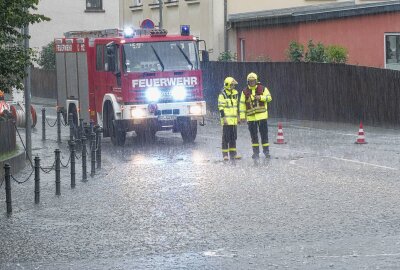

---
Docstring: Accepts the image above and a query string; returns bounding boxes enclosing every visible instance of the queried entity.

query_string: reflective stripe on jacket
[239,84,272,121]
[218,89,239,125]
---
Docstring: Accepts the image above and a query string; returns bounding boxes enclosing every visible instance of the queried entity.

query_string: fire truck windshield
[123,41,199,73]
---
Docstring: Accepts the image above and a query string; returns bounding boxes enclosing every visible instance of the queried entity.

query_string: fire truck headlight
[189,105,202,115]
[171,86,187,101]
[131,108,146,118]
[145,87,161,102]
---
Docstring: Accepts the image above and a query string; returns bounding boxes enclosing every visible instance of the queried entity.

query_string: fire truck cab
[55,27,208,146]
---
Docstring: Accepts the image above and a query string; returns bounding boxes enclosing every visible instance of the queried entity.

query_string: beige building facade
[30,0,121,54]
[120,0,225,61]
[122,0,388,61]
[30,0,392,60]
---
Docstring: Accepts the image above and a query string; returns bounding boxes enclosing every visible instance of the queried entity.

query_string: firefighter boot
[252,146,260,159]
[223,152,229,161]
[263,146,270,158]
[230,151,242,160]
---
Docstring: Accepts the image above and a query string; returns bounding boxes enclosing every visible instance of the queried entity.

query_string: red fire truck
[55,27,208,146]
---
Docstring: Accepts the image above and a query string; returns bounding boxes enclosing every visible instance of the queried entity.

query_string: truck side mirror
[197,39,209,62]
[106,46,114,57]
[201,50,209,62]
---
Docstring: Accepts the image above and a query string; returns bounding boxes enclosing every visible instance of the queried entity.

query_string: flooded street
[0,103,400,269]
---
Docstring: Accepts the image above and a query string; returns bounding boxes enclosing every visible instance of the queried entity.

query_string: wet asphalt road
[0,102,400,269]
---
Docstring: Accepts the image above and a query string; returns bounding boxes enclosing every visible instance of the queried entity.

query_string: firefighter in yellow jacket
[239,72,272,159]
[218,77,241,161]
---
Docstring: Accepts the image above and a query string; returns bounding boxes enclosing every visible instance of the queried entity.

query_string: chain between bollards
[82,136,87,182]
[90,131,96,177]
[34,156,40,204]
[41,107,46,141]
[55,149,61,195]
[4,164,12,214]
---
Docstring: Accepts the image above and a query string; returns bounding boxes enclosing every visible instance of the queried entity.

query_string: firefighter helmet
[224,77,238,89]
[247,72,258,82]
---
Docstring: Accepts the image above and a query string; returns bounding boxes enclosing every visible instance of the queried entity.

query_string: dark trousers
[222,125,237,158]
[247,119,269,154]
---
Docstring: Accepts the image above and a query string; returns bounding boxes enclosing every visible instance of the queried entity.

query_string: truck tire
[180,118,197,143]
[108,107,126,146]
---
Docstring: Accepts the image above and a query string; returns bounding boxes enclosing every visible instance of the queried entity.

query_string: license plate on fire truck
[158,115,176,121]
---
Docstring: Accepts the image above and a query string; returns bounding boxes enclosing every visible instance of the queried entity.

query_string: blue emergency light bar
[180,25,190,36]
[123,27,134,38]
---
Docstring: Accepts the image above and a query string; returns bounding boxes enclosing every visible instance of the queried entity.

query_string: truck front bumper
[120,101,206,123]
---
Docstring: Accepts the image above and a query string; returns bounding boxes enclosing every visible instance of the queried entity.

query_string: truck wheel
[180,119,197,143]
[108,107,126,146]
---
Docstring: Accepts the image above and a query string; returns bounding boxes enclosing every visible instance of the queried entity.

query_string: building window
[240,39,246,62]
[130,0,143,10]
[86,0,102,11]
[385,34,400,70]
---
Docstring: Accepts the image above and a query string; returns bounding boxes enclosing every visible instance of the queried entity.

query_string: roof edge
[229,1,400,28]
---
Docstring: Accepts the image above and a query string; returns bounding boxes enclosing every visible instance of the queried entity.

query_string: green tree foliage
[325,45,348,64]
[304,40,326,63]
[0,0,49,93]
[287,40,348,64]
[37,41,56,70]
[218,51,237,62]
[286,41,304,62]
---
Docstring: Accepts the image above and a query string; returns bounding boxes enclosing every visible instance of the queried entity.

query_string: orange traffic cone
[274,122,287,144]
[355,121,367,144]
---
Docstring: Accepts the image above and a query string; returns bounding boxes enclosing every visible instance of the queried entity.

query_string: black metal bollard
[70,140,76,188]
[34,156,40,204]
[42,107,46,141]
[79,118,84,140]
[95,125,102,169]
[4,164,12,214]
[90,120,94,134]
[57,109,61,144]
[69,113,74,142]
[81,136,87,182]
[55,149,61,195]
[90,131,96,177]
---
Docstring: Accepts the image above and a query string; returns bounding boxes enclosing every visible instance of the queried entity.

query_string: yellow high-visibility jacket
[218,88,239,125]
[239,84,272,121]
